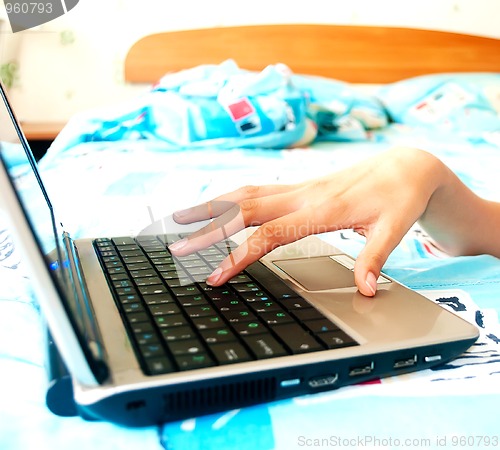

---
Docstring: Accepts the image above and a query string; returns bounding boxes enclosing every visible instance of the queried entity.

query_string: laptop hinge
[62,231,109,382]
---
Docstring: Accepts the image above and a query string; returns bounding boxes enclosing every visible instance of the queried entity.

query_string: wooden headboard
[125,24,500,84]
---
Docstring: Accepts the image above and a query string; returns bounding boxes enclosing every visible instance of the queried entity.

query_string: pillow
[378,73,500,134]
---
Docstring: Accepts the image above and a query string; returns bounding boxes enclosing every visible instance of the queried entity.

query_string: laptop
[0,82,478,426]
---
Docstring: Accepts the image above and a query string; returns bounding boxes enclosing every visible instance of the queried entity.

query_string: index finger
[206,206,328,285]
[172,184,296,224]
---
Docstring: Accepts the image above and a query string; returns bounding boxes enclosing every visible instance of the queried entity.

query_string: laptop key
[174,253,201,262]
[239,291,270,302]
[134,276,163,287]
[164,277,192,288]
[123,302,145,314]
[126,262,152,271]
[129,269,157,278]
[144,250,170,258]
[167,338,206,356]
[213,298,247,311]
[130,321,155,334]
[232,321,267,336]
[159,270,188,280]
[202,254,225,264]
[175,353,215,371]
[249,300,283,313]
[209,342,252,364]
[272,323,324,354]
[260,310,294,325]
[317,330,358,349]
[197,248,221,257]
[126,312,150,324]
[116,286,137,296]
[184,304,216,318]
[245,262,300,300]
[139,285,168,295]
[119,250,145,258]
[280,297,312,310]
[155,314,188,328]
[243,334,289,359]
[144,357,174,375]
[179,260,209,270]
[110,273,129,282]
[304,319,339,334]
[204,288,238,302]
[119,294,141,304]
[160,326,196,342]
[135,332,160,345]
[232,283,260,293]
[221,308,256,323]
[148,303,182,316]
[227,274,252,284]
[123,256,148,264]
[171,285,202,297]
[112,237,136,246]
[177,294,208,307]
[292,308,327,322]
[140,344,165,359]
[113,279,134,289]
[103,255,121,263]
[143,293,175,305]
[192,315,225,330]
[200,328,238,344]
[115,244,140,252]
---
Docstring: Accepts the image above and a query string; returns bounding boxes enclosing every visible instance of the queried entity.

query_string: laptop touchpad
[273,256,357,291]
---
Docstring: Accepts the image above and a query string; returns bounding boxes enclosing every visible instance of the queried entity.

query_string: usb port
[349,362,374,377]
[393,355,417,369]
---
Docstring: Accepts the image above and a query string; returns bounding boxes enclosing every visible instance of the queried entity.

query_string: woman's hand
[169,147,499,296]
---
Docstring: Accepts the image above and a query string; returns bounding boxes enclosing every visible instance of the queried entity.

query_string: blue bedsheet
[1,66,500,449]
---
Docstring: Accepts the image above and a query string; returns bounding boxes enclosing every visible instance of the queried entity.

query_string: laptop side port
[280,378,302,388]
[308,374,339,389]
[348,362,374,377]
[393,355,417,369]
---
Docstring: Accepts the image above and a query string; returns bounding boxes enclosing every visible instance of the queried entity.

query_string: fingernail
[206,267,223,285]
[168,238,188,252]
[365,271,377,296]
[173,208,192,220]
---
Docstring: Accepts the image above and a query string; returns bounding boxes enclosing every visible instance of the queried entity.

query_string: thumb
[353,225,402,297]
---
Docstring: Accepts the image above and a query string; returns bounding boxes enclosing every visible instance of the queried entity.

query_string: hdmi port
[394,355,417,369]
[349,362,374,377]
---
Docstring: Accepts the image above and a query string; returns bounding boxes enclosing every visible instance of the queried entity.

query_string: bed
[1,24,500,449]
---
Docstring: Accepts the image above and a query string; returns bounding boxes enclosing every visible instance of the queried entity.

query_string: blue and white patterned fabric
[378,73,500,137]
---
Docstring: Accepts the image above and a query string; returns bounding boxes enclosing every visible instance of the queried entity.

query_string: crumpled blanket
[42,60,387,166]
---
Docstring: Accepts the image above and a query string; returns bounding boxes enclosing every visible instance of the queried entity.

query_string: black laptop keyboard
[95,234,358,376]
